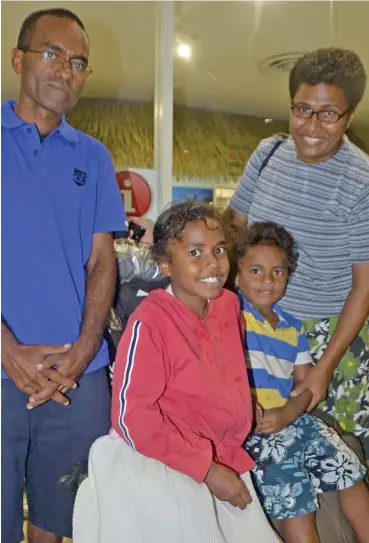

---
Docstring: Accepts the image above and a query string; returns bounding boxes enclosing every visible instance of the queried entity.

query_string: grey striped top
[230,135,369,319]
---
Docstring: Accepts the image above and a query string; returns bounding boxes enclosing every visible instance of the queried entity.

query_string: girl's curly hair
[152,202,223,261]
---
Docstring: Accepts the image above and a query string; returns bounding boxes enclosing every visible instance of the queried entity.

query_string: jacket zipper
[202,320,246,432]
[202,320,230,387]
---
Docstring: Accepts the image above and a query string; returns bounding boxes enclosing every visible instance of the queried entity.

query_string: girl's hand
[204,462,252,510]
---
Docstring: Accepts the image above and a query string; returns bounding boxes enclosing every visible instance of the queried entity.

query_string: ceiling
[2,1,369,126]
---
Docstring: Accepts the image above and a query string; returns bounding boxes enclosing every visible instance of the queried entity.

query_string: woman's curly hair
[152,202,223,261]
[289,47,367,111]
[235,221,299,276]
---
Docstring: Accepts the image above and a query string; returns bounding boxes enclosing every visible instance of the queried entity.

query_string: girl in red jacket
[73,203,280,543]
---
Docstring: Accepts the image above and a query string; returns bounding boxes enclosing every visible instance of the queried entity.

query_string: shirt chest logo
[73,168,87,186]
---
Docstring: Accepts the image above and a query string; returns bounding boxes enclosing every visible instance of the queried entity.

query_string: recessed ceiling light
[177,43,192,59]
[264,118,273,124]
[259,53,305,74]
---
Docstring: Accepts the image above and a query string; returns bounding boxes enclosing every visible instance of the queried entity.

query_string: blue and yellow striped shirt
[239,294,312,409]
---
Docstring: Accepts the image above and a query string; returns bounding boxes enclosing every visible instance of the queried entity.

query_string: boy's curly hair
[235,221,299,276]
[289,47,367,111]
[152,202,223,261]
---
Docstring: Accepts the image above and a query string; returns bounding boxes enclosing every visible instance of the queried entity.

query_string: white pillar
[154,0,174,211]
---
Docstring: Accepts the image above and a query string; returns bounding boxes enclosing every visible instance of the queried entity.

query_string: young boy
[235,221,369,543]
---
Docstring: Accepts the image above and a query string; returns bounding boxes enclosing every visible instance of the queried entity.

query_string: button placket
[24,125,41,158]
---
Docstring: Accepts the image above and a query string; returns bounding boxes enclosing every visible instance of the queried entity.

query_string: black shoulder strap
[258,133,289,177]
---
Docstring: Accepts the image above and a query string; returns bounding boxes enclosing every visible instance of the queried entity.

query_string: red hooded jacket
[111,288,254,483]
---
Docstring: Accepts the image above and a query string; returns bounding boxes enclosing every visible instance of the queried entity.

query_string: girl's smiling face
[160,218,229,317]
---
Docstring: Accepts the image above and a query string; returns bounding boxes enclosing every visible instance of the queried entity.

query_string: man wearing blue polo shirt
[1,8,127,543]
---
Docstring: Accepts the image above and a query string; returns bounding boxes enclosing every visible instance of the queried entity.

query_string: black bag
[104,239,169,362]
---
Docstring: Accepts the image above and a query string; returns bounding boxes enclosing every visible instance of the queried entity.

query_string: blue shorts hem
[267,499,318,519]
[2,531,24,543]
[28,515,72,539]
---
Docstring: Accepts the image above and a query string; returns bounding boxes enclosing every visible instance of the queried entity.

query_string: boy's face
[160,218,229,315]
[237,244,289,311]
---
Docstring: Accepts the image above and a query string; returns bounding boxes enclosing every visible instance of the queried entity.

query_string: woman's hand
[290,364,332,412]
[204,462,252,510]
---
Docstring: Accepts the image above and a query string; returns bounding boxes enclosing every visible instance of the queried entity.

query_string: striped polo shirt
[231,136,369,319]
[239,294,312,409]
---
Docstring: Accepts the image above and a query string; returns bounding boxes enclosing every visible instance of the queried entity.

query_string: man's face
[12,15,89,116]
[289,82,353,163]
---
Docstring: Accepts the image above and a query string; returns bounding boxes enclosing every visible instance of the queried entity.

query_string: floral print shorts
[245,414,366,519]
[302,317,369,460]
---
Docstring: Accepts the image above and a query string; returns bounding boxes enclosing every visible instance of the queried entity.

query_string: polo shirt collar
[238,291,290,330]
[1,99,79,142]
[272,304,290,329]
[56,114,79,142]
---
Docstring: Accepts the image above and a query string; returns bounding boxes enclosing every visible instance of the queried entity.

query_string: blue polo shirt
[1,100,127,378]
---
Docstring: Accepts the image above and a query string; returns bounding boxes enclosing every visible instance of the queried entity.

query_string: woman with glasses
[229,48,369,464]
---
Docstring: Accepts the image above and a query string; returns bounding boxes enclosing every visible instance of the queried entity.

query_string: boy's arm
[256,364,312,434]
[286,363,313,417]
[287,324,315,418]
[257,321,314,435]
